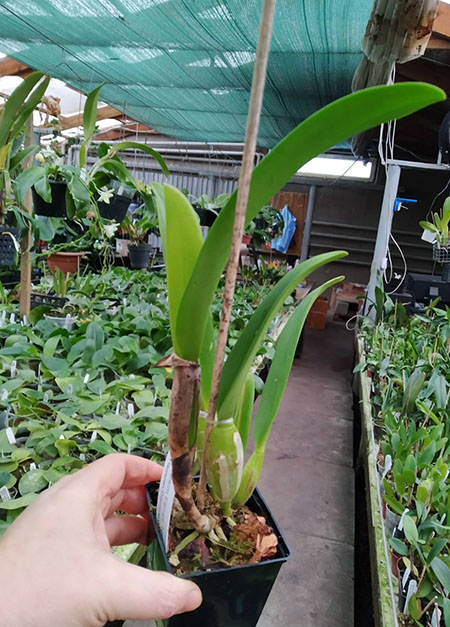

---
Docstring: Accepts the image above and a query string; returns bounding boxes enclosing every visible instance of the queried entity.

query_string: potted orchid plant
[144,80,445,627]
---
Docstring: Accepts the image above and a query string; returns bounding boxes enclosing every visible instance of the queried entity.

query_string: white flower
[35,152,45,164]
[98,187,114,204]
[104,222,120,238]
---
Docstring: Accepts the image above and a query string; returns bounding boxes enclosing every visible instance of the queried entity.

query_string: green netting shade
[0,0,372,147]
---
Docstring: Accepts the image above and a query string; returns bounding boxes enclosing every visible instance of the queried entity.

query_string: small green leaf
[389,537,409,556]
[18,469,48,495]
[403,515,419,545]
[431,557,450,593]
[0,493,37,510]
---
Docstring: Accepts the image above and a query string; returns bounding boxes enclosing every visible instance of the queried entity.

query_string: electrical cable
[386,233,408,295]
[425,177,450,220]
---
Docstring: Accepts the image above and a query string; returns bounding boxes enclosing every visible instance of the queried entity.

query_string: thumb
[101,555,202,621]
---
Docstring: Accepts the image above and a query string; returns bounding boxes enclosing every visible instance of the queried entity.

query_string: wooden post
[197,0,277,508]
[19,117,34,318]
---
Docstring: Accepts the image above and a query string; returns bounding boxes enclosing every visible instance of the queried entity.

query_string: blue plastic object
[271,205,296,253]
[394,197,417,212]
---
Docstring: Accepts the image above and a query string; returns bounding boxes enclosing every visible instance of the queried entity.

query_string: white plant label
[382,454,392,478]
[10,361,16,377]
[83,373,90,384]
[9,313,15,324]
[79,453,86,462]
[405,580,417,610]
[402,567,411,590]
[156,454,175,551]
[30,462,37,471]
[5,427,16,445]
[115,401,121,415]
[127,403,134,419]
[399,508,410,532]
[0,486,11,501]
[59,434,65,440]
[90,430,97,443]
[1,389,8,402]
[432,607,441,627]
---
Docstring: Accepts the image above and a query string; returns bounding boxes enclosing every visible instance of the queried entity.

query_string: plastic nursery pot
[0,226,19,266]
[146,483,291,627]
[193,206,218,228]
[44,313,77,331]
[384,505,401,537]
[98,193,131,223]
[32,181,67,217]
[128,244,151,269]
[47,251,86,275]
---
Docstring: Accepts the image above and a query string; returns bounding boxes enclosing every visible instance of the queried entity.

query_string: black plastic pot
[129,244,151,269]
[0,226,19,266]
[98,194,130,223]
[32,180,67,217]
[146,484,290,627]
[30,292,67,310]
[193,206,218,227]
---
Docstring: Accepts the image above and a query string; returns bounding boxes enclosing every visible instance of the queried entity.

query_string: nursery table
[355,337,398,627]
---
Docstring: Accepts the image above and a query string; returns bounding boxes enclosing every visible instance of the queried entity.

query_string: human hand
[0,453,202,626]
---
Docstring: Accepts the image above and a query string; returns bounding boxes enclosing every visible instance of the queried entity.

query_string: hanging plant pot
[128,244,151,269]
[0,226,19,266]
[146,484,290,627]
[98,194,130,224]
[47,251,86,275]
[32,180,67,217]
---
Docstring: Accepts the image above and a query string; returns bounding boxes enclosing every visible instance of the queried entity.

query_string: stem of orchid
[197,0,276,511]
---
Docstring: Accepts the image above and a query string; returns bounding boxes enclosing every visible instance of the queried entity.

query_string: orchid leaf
[218,251,347,419]
[175,82,445,361]
[153,183,204,355]
[253,277,343,452]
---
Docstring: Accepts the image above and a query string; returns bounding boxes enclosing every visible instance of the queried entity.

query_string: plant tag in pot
[156,453,175,551]
[382,454,392,479]
[404,579,417,610]
[398,508,409,532]
[5,427,15,445]
[0,486,11,501]
[422,229,436,243]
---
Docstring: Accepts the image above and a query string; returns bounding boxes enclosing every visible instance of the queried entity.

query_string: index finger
[63,454,162,495]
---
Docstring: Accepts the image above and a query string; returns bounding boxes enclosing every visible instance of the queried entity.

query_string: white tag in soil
[0,486,11,501]
[5,427,16,445]
[156,454,175,551]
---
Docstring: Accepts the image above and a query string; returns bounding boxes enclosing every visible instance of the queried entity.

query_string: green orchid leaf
[153,183,204,355]
[0,72,46,147]
[431,557,450,593]
[18,469,48,495]
[252,276,344,449]
[175,82,445,361]
[107,141,169,177]
[0,493,37,510]
[218,252,347,419]
[14,166,46,205]
[403,515,419,546]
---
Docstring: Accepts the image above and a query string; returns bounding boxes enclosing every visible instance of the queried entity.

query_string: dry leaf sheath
[156,354,211,533]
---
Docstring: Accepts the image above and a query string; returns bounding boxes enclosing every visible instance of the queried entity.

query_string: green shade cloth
[0,0,372,147]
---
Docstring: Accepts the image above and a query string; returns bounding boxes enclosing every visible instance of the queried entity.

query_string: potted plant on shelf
[142,82,444,626]
[244,204,284,250]
[191,192,230,227]
[121,204,158,269]
[420,196,450,269]
[0,72,50,265]
[14,83,169,225]
[43,267,77,330]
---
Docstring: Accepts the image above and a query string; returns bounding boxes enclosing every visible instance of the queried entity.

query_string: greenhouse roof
[0,0,416,148]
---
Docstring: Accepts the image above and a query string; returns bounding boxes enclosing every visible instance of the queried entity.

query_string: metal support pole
[364,165,401,318]
[300,185,316,262]
[19,117,34,319]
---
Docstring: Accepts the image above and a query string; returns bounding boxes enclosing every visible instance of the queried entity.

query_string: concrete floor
[124,320,355,627]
